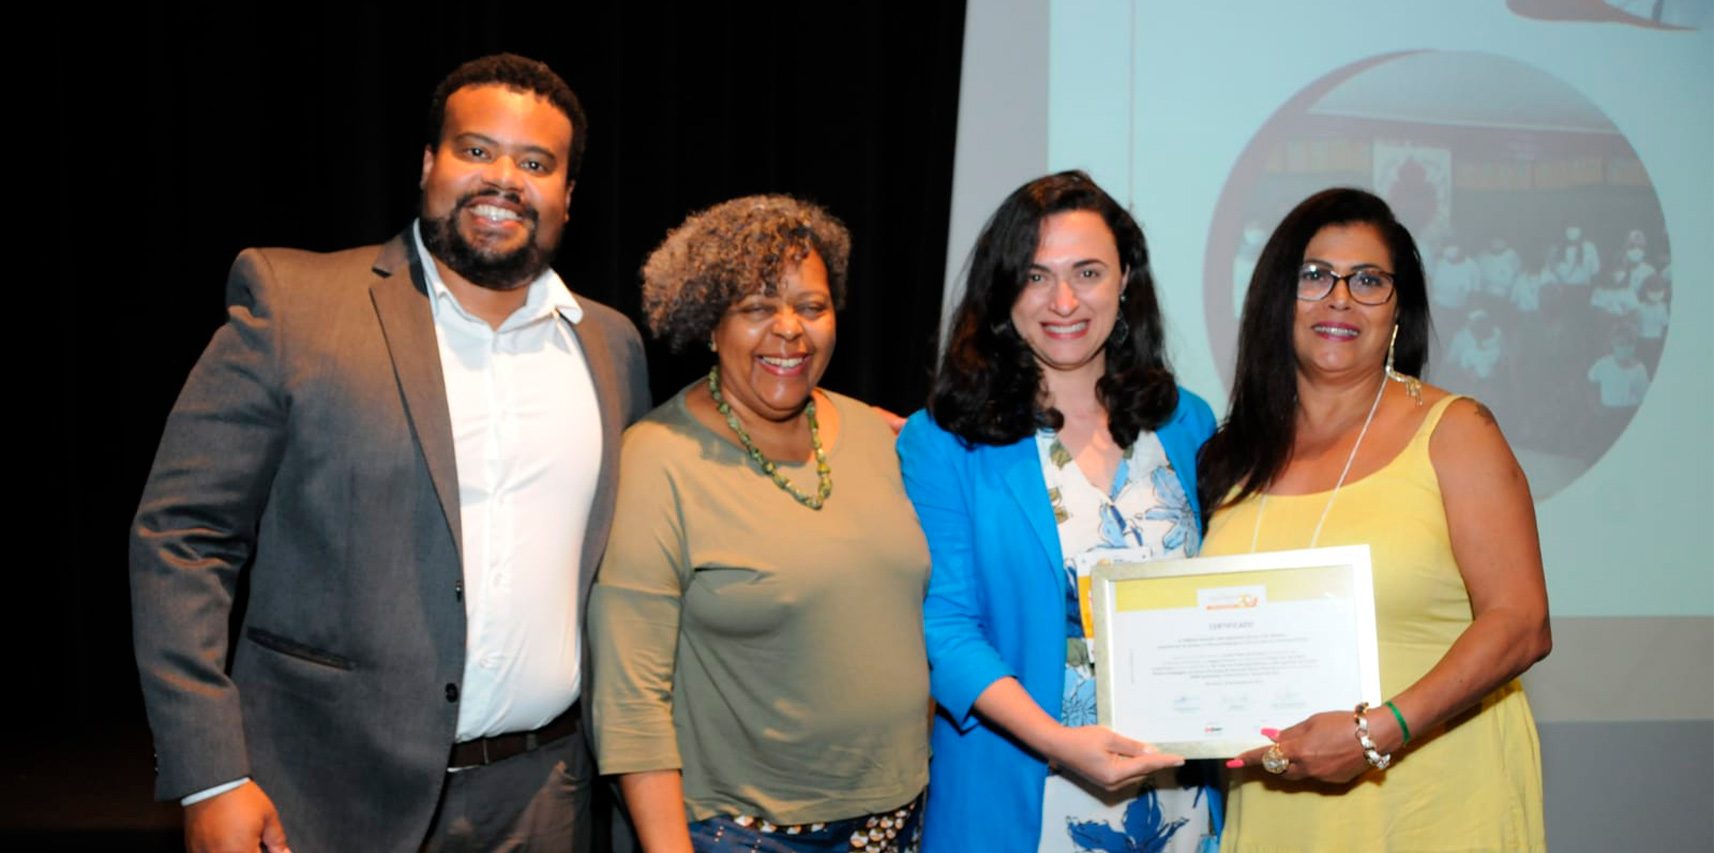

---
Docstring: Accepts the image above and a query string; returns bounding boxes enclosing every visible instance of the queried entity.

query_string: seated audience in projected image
[1554,224,1601,287]
[1203,188,1549,852]
[1476,237,1521,308]
[1636,263,1670,372]
[1429,240,1480,310]
[1419,221,1672,471]
[1586,327,1651,447]
[1509,247,1558,315]
[1591,267,1641,318]
[1617,228,1656,292]
[1497,244,1574,449]
[1441,308,1507,406]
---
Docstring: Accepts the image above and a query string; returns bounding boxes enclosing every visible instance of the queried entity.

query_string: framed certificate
[1087,545,1381,759]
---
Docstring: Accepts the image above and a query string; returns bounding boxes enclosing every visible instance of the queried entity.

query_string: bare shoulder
[1384,382,1452,435]
[1428,395,1527,487]
[1433,395,1506,443]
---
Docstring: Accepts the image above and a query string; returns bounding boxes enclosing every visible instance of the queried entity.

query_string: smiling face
[712,250,837,424]
[1010,210,1125,386]
[419,84,576,290]
[1294,222,1398,381]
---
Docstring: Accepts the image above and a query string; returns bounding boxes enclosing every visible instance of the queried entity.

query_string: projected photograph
[1204,51,1672,499]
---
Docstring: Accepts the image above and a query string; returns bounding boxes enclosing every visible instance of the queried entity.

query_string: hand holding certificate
[1086,545,1381,759]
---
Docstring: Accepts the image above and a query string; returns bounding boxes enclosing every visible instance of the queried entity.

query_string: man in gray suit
[130,54,649,852]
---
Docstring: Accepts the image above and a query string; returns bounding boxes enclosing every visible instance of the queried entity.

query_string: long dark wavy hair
[1197,187,1431,521]
[929,170,1178,447]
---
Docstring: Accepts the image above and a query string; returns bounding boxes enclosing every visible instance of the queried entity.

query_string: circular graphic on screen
[1204,51,1671,500]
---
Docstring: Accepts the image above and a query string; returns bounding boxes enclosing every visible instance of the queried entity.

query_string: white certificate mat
[1089,545,1381,759]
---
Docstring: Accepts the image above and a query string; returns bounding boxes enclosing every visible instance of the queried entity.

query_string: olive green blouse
[588,387,930,824]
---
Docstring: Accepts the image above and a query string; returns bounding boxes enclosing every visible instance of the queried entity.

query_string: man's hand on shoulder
[185,781,291,853]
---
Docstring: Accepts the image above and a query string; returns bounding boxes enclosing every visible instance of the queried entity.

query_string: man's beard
[420,190,556,290]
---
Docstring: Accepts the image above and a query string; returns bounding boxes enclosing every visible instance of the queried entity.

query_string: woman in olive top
[589,195,930,853]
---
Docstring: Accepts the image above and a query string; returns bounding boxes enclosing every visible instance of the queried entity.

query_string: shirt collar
[412,219,583,328]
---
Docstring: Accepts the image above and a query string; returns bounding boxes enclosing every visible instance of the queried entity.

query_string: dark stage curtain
[47,1,963,746]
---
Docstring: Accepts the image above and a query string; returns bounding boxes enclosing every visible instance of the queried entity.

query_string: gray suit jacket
[130,230,650,852]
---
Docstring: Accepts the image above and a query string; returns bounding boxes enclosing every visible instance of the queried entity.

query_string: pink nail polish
[1225,758,1244,768]
[1260,727,1280,739]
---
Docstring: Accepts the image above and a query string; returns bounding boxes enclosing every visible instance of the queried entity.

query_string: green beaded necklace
[707,365,832,510]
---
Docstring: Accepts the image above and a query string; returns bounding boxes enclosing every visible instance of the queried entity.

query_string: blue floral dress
[1034,430,1213,853]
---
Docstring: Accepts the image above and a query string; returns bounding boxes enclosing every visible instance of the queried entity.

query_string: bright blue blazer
[897,389,1216,852]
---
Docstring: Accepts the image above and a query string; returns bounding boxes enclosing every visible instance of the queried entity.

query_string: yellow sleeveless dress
[1203,395,1546,852]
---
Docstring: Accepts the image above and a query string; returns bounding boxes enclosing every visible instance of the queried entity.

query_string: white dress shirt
[413,223,603,741]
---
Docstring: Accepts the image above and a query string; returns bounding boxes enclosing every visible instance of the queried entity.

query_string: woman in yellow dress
[1200,188,1551,852]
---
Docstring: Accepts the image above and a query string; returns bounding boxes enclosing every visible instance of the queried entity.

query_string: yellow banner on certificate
[1113,564,1354,611]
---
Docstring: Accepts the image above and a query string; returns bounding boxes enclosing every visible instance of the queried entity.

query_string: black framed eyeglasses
[1296,263,1396,305]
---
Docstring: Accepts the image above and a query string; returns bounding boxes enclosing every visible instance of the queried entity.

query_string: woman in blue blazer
[898,172,1217,853]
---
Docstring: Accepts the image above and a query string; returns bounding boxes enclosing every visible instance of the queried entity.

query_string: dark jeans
[687,793,922,853]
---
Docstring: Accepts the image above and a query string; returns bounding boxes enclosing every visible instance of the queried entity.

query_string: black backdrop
[32,2,963,825]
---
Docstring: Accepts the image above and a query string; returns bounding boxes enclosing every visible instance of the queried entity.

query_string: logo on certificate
[1198,585,1265,611]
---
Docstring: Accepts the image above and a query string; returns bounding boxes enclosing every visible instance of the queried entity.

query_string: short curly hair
[642,195,851,352]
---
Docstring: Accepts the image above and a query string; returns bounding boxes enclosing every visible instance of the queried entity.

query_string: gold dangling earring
[1385,324,1423,405]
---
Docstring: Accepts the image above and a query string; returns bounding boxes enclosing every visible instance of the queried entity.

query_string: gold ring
[1262,743,1290,774]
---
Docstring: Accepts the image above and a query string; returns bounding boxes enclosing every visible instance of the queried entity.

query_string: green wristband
[1386,700,1412,744]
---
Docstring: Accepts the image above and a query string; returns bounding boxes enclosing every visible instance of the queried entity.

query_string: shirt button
[445,683,460,703]
[481,655,501,670]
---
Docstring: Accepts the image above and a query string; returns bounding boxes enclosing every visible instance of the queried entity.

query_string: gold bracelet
[1353,702,1392,770]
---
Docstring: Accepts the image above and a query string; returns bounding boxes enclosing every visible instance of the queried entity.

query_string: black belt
[448,701,580,769]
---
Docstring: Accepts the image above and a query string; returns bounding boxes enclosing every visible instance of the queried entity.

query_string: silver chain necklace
[1249,377,1387,553]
